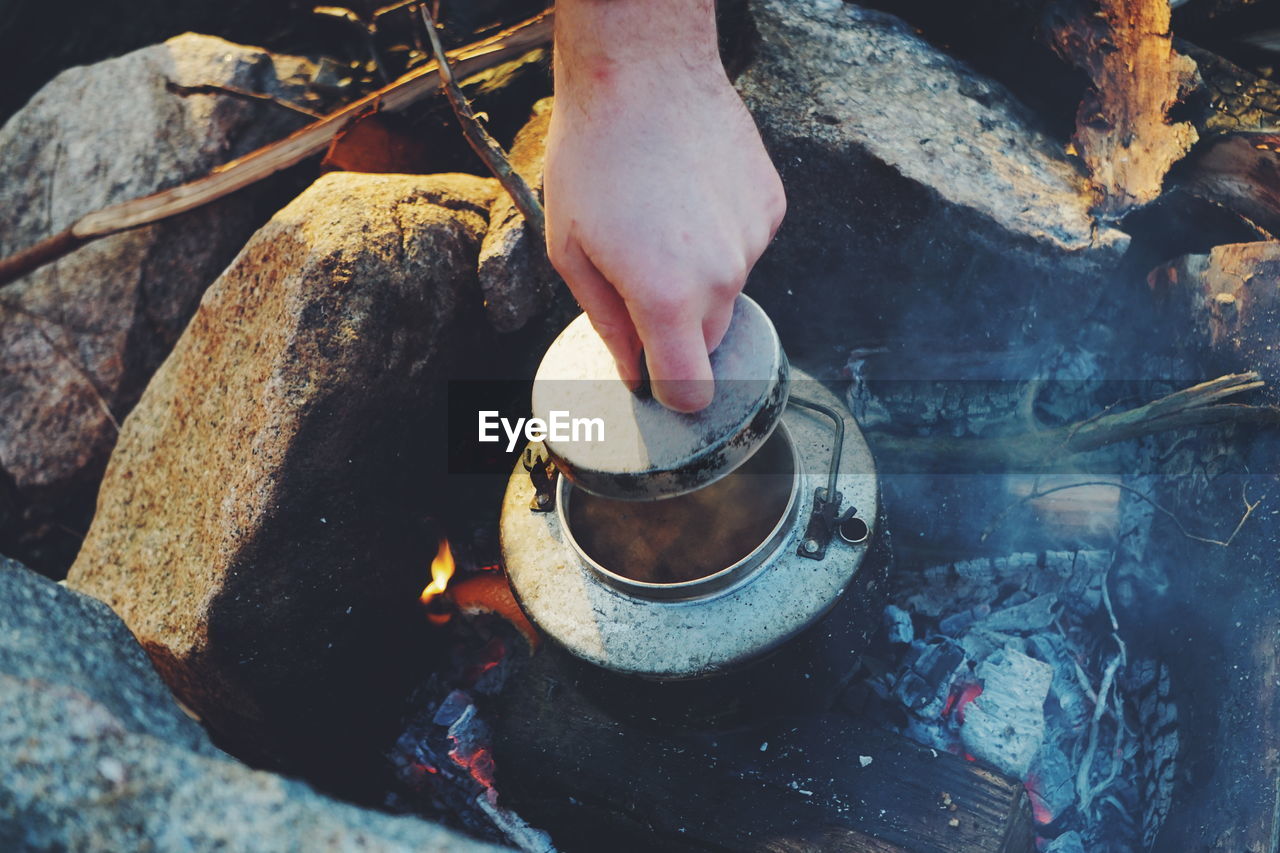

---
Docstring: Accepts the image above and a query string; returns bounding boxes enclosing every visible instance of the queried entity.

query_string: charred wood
[1169,131,1280,236]
[1180,43,1280,136]
[1138,437,1280,850]
[1046,0,1199,218]
[1117,190,1273,283]
[1149,241,1280,397]
[490,645,1036,853]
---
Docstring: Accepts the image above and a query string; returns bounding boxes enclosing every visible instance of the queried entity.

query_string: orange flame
[419,537,456,605]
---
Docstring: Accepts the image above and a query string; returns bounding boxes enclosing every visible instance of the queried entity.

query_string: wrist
[554,0,724,99]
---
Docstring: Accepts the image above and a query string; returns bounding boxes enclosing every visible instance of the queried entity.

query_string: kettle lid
[531,294,789,500]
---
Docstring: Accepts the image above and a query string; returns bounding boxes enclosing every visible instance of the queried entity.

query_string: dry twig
[0,11,553,287]
[164,81,324,119]
[981,479,1260,547]
[419,5,546,242]
[1075,641,1125,815]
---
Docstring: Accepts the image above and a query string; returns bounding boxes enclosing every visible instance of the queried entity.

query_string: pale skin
[544,0,787,412]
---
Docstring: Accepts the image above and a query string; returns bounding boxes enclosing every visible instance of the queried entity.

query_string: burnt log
[1124,239,1280,848]
[1111,41,1280,257]
[1167,132,1280,238]
[1115,41,1280,261]
[1180,43,1280,137]
[489,644,1036,853]
[1149,241,1280,397]
[1134,442,1280,850]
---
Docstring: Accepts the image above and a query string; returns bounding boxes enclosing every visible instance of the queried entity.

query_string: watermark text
[478,410,605,452]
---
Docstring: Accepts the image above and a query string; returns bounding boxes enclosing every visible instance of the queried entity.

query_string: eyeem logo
[478,411,605,453]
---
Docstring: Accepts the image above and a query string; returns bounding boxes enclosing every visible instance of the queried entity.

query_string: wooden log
[489,645,1035,853]
[1179,43,1280,137]
[1149,242,1280,397]
[1172,132,1280,237]
[0,11,553,288]
[1119,241,1280,847]
[865,373,1280,476]
[1140,43,1280,239]
[1047,0,1199,218]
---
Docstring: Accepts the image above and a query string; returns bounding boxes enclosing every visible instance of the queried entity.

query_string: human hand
[545,0,786,412]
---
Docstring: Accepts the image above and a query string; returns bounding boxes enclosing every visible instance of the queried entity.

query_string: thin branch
[981,479,1261,547]
[165,80,325,120]
[0,11,553,288]
[419,4,546,243]
[0,299,121,432]
[1076,647,1123,814]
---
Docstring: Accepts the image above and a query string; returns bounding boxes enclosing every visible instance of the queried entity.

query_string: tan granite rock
[66,171,497,771]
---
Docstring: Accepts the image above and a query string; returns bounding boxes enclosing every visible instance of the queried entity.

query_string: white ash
[883,604,914,644]
[475,797,556,853]
[977,593,1059,633]
[875,482,1178,853]
[1030,741,1077,820]
[961,649,1052,778]
[1046,830,1086,853]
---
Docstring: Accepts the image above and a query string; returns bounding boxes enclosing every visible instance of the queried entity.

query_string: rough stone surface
[0,556,217,758]
[0,559,500,853]
[0,34,317,570]
[66,171,497,770]
[735,0,1130,364]
[477,97,575,333]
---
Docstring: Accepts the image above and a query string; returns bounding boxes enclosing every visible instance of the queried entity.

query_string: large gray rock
[735,0,1130,364]
[0,34,318,570]
[66,171,497,773]
[0,556,218,758]
[0,559,500,852]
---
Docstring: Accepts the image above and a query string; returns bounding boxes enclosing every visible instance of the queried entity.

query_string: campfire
[2,0,1280,852]
[420,537,456,624]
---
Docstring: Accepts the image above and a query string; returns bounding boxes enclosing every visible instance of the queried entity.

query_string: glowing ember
[1024,773,1054,825]
[954,683,983,724]
[449,572,541,651]
[420,537,456,605]
[943,682,984,724]
[449,744,496,789]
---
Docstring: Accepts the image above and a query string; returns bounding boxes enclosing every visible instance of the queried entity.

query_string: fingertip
[649,349,715,412]
[653,379,716,413]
